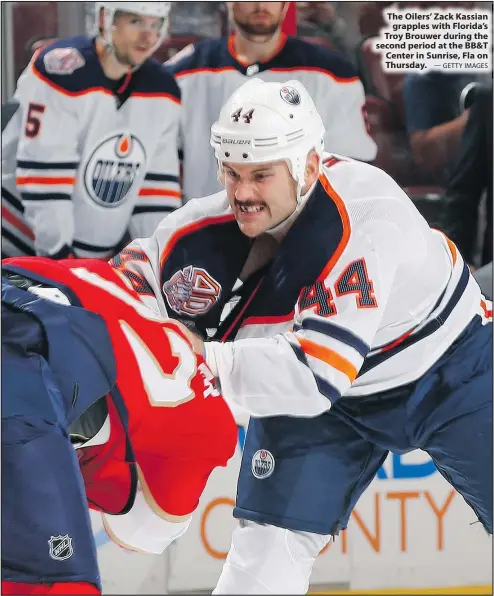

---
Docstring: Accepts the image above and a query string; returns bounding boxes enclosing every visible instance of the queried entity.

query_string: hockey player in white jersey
[111,78,492,594]
[164,1,377,202]
[2,1,181,260]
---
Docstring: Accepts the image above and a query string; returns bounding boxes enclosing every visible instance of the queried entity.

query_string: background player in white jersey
[2,1,181,260]
[110,78,492,594]
[165,1,376,201]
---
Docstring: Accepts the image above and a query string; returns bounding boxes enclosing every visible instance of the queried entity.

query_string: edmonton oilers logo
[84,133,146,207]
[280,86,301,106]
[251,449,275,479]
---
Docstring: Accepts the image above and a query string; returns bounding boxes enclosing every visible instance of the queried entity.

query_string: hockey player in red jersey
[2,256,237,594]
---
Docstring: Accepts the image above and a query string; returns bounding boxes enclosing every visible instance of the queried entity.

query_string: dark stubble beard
[234,19,280,43]
[113,47,139,68]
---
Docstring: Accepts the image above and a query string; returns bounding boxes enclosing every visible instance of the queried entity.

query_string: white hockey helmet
[96,2,171,54]
[210,78,325,201]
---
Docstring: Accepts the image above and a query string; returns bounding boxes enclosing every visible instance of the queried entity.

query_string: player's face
[223,160,298,237]
[230,2,286,40]
[111,12,163,67]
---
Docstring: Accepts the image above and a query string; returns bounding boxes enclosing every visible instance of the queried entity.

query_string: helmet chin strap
[296,181,304,206]
[266,179,316,236]
[266,149,321,236]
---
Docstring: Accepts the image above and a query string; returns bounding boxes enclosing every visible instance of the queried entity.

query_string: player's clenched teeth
[235,200,266,213]
[239,205,264,213]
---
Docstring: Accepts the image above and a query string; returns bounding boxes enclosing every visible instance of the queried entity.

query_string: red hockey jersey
[3,257,237,521]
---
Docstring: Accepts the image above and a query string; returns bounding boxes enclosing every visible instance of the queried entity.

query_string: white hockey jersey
[165,34,377,202]
[2,36,182,259]
[110,154,491,418]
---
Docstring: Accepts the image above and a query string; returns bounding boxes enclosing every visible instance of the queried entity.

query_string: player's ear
[304,150,320,187]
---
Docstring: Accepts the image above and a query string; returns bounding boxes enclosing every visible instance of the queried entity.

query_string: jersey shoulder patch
[32,36,99,94]
[43,47,85,75]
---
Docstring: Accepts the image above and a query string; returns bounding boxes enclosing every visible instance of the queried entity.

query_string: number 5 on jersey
[25,102,45,138]
[299,258,378,316]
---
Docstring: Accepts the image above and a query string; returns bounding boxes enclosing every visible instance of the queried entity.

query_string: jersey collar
[227,32,288,71]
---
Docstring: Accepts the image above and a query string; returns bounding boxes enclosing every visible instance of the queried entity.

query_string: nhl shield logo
[48,534,74,561]
[251,449,275,479]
